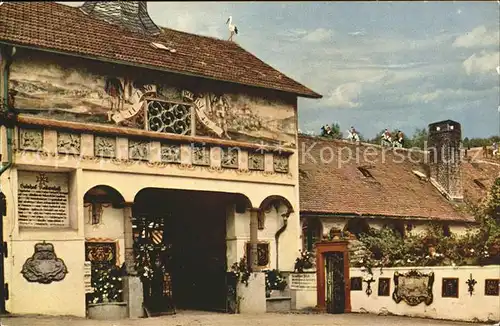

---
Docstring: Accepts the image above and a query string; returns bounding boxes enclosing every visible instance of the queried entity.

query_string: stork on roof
[226,16,238,41]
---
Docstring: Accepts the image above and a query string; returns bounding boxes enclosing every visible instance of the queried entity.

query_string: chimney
[427,119,463,202]
[80,1,161,36]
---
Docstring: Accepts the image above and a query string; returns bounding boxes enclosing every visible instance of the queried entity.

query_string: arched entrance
[83,186,126,313]
[132,188,251,315]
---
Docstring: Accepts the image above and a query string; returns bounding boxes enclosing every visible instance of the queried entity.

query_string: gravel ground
[0,311,492,326]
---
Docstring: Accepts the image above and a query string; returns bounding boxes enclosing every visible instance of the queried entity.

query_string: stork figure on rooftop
[226,16,238,41]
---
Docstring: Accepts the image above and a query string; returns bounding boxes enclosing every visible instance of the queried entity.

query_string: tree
[409,128,428,149]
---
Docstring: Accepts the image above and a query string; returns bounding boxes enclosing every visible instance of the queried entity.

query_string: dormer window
[358,166,373,178]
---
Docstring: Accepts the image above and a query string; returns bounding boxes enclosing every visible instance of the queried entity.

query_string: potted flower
[86,263,127,320]
[264,269,288,298]
[294,250,315,272]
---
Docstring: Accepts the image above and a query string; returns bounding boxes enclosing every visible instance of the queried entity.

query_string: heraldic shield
[21,242,68,284]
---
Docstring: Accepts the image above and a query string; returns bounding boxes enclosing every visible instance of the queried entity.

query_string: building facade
[298,121,497,249]
[0,1,320,317]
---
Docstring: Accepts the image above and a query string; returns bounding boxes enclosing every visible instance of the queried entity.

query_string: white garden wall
[350,266,499,322]
[291,266,500,322]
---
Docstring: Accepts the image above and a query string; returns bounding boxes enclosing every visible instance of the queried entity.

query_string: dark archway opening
[344,218,370,238]
[132,189,249,314]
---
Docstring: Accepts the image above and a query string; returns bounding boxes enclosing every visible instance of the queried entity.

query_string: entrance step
[266,296,292,312]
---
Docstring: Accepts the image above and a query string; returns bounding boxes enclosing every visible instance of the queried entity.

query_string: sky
[60,1,500,139]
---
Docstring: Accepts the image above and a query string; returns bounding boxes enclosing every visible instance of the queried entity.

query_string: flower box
[87,302,127,320]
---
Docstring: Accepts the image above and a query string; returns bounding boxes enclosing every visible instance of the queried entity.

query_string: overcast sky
[60,2,499,138]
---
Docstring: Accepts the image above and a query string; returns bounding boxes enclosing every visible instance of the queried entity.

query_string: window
[357,166,373,178]
[345,219,370,239]
[302,218,322,252]
[442,224,451,237]
[473,179,486,190]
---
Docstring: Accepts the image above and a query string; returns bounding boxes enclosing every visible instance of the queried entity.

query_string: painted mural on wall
[9,49,297,147]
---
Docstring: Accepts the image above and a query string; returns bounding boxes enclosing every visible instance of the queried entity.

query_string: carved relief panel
[378,278,391,296]
[57,132,81,155]
[19,128,43,151]
[351,277,362,291]
[485,279,499,296]
[85,241,118,266]
[221,147,239,169]
[192,145,210,166]
[442,278,459,298]
[273,154,289,173]
[129,139,149,161]
[245,242,270,267]
[248,152,265,171]
[94,136,116,158]
[161,143,181,163]
[392,270,434,306]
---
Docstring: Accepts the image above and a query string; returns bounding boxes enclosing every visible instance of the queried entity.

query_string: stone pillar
[249,208,259,271]
[122,203,143,318]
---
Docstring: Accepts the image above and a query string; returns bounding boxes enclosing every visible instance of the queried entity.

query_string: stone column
[249,208,259,271]
[122,202,143,318]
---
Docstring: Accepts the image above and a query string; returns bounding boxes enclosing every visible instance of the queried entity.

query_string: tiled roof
[0,2,321,99]
[298,135,480,222]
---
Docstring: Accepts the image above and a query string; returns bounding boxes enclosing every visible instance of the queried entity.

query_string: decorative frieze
[248,152,265,171]
[192,144,210,166]
[161,144,181,163]
[57,132,81,155]
[129,139,150,161]
[19,128,43,151]
[273,154,289,173]
[221,147,239,169]
[94,136,116,158]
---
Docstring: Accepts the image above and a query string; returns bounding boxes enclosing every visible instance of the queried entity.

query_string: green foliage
[354,179,500,273]
[264,269,287,292]
[462,136,500,148]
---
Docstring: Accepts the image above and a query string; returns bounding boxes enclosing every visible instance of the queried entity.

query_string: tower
[80,1,161,36]
[427,119,463,201]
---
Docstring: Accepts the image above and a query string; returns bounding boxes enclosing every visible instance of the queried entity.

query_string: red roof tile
[0,2,321,99]
[298,135,479,222]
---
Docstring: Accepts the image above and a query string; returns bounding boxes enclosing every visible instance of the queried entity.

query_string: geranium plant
[264,269,287,294]
[294,249,315,272]
[230,257,251,287]
[87,263,126,304]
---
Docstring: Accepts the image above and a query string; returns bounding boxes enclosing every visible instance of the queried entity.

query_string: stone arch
[83,185,126,226]
[132,187,254,217]
[258,195,294,230]
[259,195,293,215]
[84,185,126,208]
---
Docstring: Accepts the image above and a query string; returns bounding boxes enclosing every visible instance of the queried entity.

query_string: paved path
[0,311,492,326]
